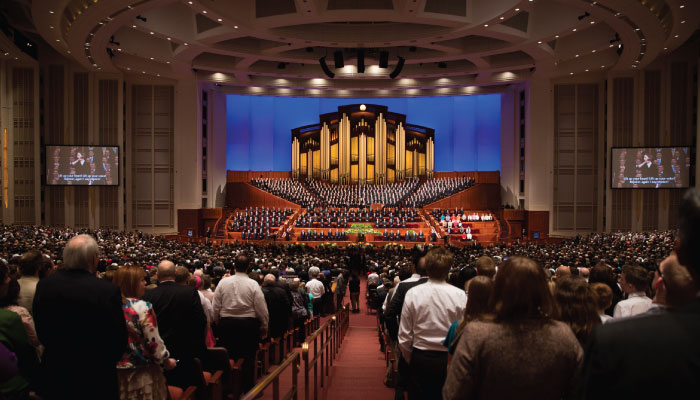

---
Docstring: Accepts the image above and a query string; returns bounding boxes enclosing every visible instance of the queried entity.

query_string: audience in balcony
[251,178,317,208]
[405,177,474,207]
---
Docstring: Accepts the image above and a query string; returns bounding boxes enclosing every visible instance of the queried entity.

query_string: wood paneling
[225,182,302,209]
[226,171,292,182]
[423,183,501,210]
[527,211,550,240]
[432,171,500,184]
[177,209,200,236]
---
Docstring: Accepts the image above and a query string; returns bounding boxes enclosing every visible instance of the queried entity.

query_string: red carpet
[254,276,393,400]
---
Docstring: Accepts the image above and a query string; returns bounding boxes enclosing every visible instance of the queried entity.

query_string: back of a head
[157,260,176,281]
[678,187,700,281]
[415,257,427,276]
[622,264,649,292]
[63,234,99,271]
[590,282,613,311]
[554,276,600,343]
[235,253,250,273]
[465,275,494,321]
[309,266,320,278]
[263,274,276,287]
[113,265,145,298]
[20,250,43,276]
[589,262,614,285]
[398,263,413,281]
[660,256,696,308]
[174,266,190,284]
[424,247,453,281]
[491,256,558,323]
[475,256,496,278]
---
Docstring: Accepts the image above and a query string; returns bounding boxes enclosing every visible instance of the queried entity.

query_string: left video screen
[45,145,119,186]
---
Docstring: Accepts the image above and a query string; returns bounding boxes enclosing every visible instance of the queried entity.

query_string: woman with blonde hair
[113,266,176,400]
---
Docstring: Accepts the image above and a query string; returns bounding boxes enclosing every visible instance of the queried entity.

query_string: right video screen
[611,147,691,188]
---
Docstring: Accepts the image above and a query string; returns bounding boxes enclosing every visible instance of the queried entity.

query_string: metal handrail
[241,351,300,400]
[302,304,350,400]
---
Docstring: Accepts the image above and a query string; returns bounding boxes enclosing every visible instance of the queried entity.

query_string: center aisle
[323,276,394,400]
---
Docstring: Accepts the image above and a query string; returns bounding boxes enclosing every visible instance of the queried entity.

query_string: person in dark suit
[579,187,700,399]
[142,260,208,389]
[33,234,128,400]
[262,274,291,341]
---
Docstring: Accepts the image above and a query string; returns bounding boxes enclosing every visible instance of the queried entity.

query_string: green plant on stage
[345,223,381,235]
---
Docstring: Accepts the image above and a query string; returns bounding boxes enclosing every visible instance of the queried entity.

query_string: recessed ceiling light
[150,32,154,35]
[142,71,146,74]
[555,35,559,38]
[537,41,542,44]
[635,28,640,31]
[184,42,188,45]
[98,22,104,25]
[202,10,207,14]
[93,64,97,67]
[484,24,488,27]
[217,18,222,22]
[132,25,137,28]
[515,8,520,11]
[49,10,54,14]
[575,54,579,57]
[592,50,596,53]
[117,48,122,51]
[166,61,170,64]
[67,50,71,54]
[664,47,668,50]
[635,60,640,63]
[679,5,685,8]
[55,39,60,42]
[632,65,637,68]
[681,20,686,24]
[150,57,154,60]
[500,16,504,20]
[572,28,577,32]
[234,25,238,29]
[585,69,589,72]
[128,5,132,9]
[675,34,679,38]
[188,1,193,4]
[49,25,54,29]
[640,52,644,55]
[167,37,171,40]
[127,67,130,70]
[609,44,614,47]
[601,65,605,68]
[590,21,595,24]
[569,72,574,75]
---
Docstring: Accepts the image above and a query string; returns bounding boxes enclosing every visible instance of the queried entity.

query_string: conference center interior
[0,0,699,399]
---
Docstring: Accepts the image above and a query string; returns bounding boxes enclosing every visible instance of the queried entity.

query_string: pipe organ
[291,104,435,184]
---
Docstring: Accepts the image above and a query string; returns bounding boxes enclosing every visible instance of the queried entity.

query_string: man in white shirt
[213,253,269,392]
[399,248,467,400]
[613,264,652,318]
[305,266,325,316]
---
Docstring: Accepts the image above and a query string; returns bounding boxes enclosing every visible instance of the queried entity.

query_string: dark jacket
[33,269,127,400]
[262,285,292,339]
[384,277,428,340]
[142,281,207,388]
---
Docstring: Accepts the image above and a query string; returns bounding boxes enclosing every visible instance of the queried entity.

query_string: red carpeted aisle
[321,276,394,400]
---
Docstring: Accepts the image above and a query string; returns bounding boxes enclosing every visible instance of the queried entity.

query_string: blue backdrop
[226,94,501,172]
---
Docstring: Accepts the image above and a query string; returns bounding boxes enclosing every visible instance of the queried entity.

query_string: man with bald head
[33,234,127,399]
[143,260,207,390]
[554,265,571,281]
[262,274,291,341]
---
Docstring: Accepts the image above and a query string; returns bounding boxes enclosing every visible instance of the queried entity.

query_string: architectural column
[307,148,313,178]
[339,114,350,184]
[374,113,386,183]
[321,123,330,179]
[291,137,299,178]
[359,133,366,184]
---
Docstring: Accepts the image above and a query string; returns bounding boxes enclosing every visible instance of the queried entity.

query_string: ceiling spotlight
[569,72,573,75]
[49,25,54,29]
[635,28,640,31]
[592,49,596,53]
[578,12,590,21]
[575,54,579,57]
[184,42,188,45]
[202,10,207,14]
[166,61,170,64]
[515,8,520,12]
[590,21,595,24]
[617,44,624,55]
[150,32,154,35]
[360,104,366,111]
[679,5,684,8]
[675,34,679,38]
[681,20,686,24]
[500,16,504,20]
[234,25,238,29]
[188,1,193,4]
[49,10,54,14]
[132,25,137,28]
[484,24,489,27]
[572,28,577,32]
[585,69,589,72]
[217,18,222,22]
[167,37,171,40]
[150,57,154,60]
[537,41,542,44]
[555,35,559,38]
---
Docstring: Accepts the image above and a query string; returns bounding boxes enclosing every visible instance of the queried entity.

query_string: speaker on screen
[319,57,335,78]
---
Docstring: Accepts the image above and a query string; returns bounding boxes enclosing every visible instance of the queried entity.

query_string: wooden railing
[241,351,299,400]
[302,304,350,400]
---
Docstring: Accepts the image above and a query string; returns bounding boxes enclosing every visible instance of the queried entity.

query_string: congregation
[0,188,697,399]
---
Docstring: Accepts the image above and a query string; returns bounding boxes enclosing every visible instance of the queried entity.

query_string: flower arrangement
[345,223,381,235]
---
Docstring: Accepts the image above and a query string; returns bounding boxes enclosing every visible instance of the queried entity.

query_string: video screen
[612,147,690,188]
[46,145,119,186]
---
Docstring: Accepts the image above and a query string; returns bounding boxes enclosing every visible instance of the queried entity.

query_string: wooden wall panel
[527,211,550,239]
[177,209,200,236]
[225,182,302,209]
[226,171,292,182]
[423,183,501,210]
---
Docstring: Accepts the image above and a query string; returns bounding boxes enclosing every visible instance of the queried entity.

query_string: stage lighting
[379,51,389,68]
[334,50,344,68]
[319,57,335,78]
[357,49,365,73]
[389,56,405,79]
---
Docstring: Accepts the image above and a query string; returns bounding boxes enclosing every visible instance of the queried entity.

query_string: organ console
[291,104,435,184]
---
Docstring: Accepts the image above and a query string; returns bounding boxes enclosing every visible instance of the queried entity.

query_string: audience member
[648,253,695,311]
[399,248,467,400]
[17,250,42,314]
[589,283,613,323]
[443,256,583,400]
[612,264,652,318]
[33,234,128,399]
[113,265,176,400]
[142,260,207,390]
[554,275,600,345]
[443,275,493,354]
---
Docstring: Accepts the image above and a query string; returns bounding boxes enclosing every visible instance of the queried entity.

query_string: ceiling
[8,0,700,96]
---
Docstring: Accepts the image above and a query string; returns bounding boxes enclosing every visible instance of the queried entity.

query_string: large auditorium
[0,1,698,399]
